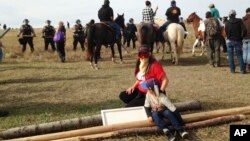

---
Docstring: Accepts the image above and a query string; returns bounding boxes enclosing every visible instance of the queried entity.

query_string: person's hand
[147,117,153,124]
[126,86,135,95]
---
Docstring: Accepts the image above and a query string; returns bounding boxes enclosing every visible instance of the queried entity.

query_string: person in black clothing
[225,10,247,74]
[3,24,7,30]
[125,18,137,48]
[17,19,36,53]
[98,0,121,40]
[73,19,85,51]
[55,21,66,63]
[158,0,181,41]
[42,20,56,51]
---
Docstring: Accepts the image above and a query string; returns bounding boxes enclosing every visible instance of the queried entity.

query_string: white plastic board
[101,106,148,126]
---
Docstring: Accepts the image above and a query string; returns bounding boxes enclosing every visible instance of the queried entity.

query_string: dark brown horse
[186,12,205,56]
[138,23,157,54]
[87,14,125,69]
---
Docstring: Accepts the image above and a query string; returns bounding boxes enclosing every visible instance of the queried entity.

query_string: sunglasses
[138,53,150,58]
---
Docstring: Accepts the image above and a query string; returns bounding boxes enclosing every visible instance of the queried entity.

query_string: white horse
[155,19,185,65]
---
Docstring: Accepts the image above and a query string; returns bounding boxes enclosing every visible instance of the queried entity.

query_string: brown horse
[186,12,205,56]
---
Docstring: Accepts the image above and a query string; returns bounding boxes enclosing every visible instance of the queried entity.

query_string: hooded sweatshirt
[225,17,247,41]
[243,14,250,39]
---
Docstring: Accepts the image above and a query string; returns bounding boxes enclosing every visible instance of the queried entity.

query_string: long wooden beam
[1,100,201,139]
[6,106,250,141]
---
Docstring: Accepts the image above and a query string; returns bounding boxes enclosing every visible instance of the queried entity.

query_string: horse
[186,12,205,56]
[154,19,185,65]
[87,14,125,70]
[138,23,157,53]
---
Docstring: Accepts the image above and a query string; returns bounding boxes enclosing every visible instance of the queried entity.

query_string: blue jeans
[152,110,183,130]
[226,40,245,73]
[158,21,171,41]
[243,39,250,64]
[0,48,3,63]
[109,22,121,40]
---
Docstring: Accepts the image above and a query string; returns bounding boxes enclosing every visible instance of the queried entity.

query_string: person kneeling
[143,78,188,141]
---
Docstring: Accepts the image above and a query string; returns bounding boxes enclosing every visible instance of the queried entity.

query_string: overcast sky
[0,0,249,28]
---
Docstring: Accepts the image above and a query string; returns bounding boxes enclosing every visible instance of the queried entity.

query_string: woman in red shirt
[119,44,169,107]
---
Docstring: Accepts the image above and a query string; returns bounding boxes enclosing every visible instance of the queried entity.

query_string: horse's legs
[93,45,101,70]
[117,41,123,64]
[171,42,178,65]
[110,44,116,63]
[161,42,165,60]
[192,39,199,56]
[200,40,205,56]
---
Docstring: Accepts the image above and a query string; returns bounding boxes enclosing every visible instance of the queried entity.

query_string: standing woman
[119,45,168,107]
[55,21,66,62]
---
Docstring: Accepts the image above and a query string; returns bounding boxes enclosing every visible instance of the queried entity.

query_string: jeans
[226,40,245,72]
[109,22,121,40]
[152,110,183,130]
[158,21,171,41]
[243,39,250,64]
[0,48,3,63]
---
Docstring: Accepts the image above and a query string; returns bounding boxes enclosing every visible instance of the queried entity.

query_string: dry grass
[0,25,249,141]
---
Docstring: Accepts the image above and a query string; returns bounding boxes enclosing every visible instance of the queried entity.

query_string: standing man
[243,7,250,71]
[208,4,220,20]
[17,19,36,53]
[225,10,247,74]
[42,20,56,52]
[158,0,181,41]
[126,18,137,48]
[204,11,221,67]
[98,0,121,40]
[73,19,85,51]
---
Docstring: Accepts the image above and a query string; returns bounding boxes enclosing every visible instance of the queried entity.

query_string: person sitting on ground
[143,78,188,141]
[119,45,168,107]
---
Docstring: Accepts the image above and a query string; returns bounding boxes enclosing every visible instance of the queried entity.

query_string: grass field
[0,25,249,141]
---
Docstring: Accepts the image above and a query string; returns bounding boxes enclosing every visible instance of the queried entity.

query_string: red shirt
[136,61,166,93]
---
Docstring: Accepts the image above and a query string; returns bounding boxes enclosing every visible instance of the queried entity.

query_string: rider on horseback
[98,0,121,40]
[158,0,186,41]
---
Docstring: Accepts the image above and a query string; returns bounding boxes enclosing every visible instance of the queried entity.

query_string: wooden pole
[0,28,11,39]
[7,106,250,141]
[0,100,201,139]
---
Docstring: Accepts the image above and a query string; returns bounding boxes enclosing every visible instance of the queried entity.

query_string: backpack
[205,18,220,37]
[53,31,64,42]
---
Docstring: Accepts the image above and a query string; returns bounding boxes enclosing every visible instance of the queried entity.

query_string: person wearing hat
[158,0,182,41]
[204,11,221,68]
[125,18,137,48]
[243,7,250,72]
[73,19,85,51]
[17,19,36,53]
[42,20,56,51]
[119,45,168,107]
[143,78,188,141]
[225,10,247,74]
[208,3,220,20]
[98,0,121,40]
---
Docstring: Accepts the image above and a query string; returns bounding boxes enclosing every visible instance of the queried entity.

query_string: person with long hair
[119,45,168,107]
[54,21,66,62]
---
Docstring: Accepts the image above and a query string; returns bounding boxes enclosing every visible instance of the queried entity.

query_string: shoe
[240,70,246,74]
[0,111,9,117]
[178,129,189,139]
[165,131,176,141]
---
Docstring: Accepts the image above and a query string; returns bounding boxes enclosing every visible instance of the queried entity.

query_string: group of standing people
[203,4,250,74]
[16,18,91,63]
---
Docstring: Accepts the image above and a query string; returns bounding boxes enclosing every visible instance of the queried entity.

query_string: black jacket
[225,18,247,41]
[165,6,181,23]
[98,5,113,22]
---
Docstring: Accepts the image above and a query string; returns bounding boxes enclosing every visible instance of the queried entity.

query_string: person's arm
[17,26,23,37]
[31,26,36,37]
[160,75,169,92]
[241,20,247,38]
[126,80,139,94]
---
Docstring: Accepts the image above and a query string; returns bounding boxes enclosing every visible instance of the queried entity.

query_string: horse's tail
[140,25,148,45]
[87,25,95,57]
[177,26,184,54]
